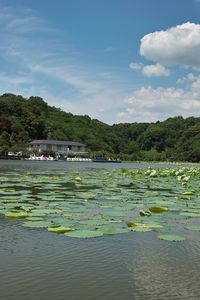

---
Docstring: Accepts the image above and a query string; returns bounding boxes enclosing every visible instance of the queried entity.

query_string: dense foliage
[0,93,200,161]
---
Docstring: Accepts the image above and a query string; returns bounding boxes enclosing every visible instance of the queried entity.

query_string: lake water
[1,160,200,300]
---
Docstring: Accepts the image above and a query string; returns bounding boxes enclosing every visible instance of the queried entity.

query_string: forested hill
[1,93,200,161]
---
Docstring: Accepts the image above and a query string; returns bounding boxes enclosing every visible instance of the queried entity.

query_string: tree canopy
[0,93,200,161]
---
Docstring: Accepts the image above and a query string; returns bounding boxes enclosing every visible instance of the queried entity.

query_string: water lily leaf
[144,222,163,228]
[64,229,103,238]
[0,188,16,194]
[184,225,200,231]
[22,221,51,228]
[5,211,30,219]
[181,191,195,195]
[129,226,152,232]
[127,221,137,227]
[48,226,74,234]
[26,217,44,221]
[157,234,186,242]
[75,176,82,182]
[139,210,151,216]
[0,200,18,204]
[149,206,168,213]
[100,225,129,235]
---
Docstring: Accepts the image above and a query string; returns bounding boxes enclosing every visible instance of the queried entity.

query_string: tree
[0,131,10,155]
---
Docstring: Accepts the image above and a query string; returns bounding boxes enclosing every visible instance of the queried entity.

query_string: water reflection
[1,223,200,300]
[128,234,200,299]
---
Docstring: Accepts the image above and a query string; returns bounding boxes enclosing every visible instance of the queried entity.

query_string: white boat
[66,157,92,162]
[27,155,55,161]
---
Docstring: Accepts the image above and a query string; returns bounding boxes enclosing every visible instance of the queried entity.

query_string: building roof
[29,140,85,147]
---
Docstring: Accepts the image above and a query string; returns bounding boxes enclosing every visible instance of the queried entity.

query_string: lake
[1,160,200,300]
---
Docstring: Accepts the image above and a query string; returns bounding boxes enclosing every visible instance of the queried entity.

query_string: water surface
[1,160,200,300]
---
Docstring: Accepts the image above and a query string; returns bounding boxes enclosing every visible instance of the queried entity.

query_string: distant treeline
[0,93,200,161]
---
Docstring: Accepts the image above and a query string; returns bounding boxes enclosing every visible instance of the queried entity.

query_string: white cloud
[142,63,170,77]
[129,62,143,70]
[140,22,200,69]
[2,6,200,125]
[176,73,197,84]
[129,62,170,77]
[117,81,200,123]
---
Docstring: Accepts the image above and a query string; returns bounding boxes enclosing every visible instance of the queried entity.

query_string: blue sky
[1,0,200,124]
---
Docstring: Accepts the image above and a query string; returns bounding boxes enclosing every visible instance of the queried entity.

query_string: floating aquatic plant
[157,234,186,242]
[0,166,200,240]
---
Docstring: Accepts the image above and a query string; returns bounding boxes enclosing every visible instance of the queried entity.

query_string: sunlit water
[1,160,200,300]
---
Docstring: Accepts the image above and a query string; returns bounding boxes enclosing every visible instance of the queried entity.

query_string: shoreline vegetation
[1,93,200,162]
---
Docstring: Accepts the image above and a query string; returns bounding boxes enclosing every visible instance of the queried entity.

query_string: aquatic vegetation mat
[1,166,200,241]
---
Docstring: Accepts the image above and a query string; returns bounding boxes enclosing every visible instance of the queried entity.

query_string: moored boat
[92,157,121,163]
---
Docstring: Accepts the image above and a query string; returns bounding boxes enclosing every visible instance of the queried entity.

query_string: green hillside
[0,93,200,161]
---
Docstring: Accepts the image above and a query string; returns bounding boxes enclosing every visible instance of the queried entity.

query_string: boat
[26,155,55,161]
[66,157,92,162]
[92,157,121,163]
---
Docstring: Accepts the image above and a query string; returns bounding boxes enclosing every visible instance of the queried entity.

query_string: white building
[29,139,86,156]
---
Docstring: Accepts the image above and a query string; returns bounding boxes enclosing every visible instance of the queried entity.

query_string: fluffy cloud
[140,22,200,68]
[129,62,143,70]
[129,61,170,77]
[117,79,200,123]
[142,63,170,77]
[176,73,197,84]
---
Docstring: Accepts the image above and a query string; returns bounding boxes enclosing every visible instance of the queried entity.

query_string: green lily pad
[48,226,74,234]
[5,211,30,219]
[144,222,163,228]
[26,217,44,221]
[139,210,151,216]
[22,221,51,228]
[181,191,195,195]
[184,225,200,232]
[129,225,152,232]
[64,229,103,238]
[127,221,137,227]
[100,225,129,235]
[157,234,186,242]
[149,206,168,213]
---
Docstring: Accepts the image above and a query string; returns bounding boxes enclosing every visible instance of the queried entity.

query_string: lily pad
[22,221,51,228]
[5,211,30,219]
[149,206,168,213]
[100,225,129,235]
[129,225,152,232]
[139,210,151,216]
[48,226,74,234]
[184,225,200,232]
[64,229,103,238]
[157,234,186,242]
[26,217,44,221]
